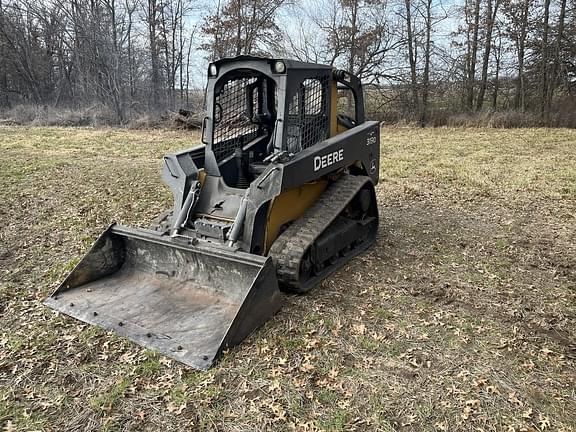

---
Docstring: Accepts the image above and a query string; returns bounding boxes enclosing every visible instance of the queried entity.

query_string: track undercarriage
[270,175,378,293]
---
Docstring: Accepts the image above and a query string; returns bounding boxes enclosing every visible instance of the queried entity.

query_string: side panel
[264,180,328,253]
[281,121,380,189]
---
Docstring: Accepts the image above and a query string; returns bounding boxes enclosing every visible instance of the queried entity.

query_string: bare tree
[476,0,501,110]
[465,0,482,110]
[125,0,137,98]
[545,0,568,119]
[0,0,574,126]
[279,10,327,63]
[540,0,552,118]
[145,0,163,110]
[0,0,11,107]
[502,0,531,111]
[400,0,445,124]
[420,0,433,125]
[202,0,288,59]
[404,0,420,114]
[315,0,401,84]
[491,24,503,109]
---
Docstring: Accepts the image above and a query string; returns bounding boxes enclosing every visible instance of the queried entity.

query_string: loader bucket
[45,224,282,370]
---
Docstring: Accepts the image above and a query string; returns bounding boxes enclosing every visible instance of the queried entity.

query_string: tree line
[0,0,574,126]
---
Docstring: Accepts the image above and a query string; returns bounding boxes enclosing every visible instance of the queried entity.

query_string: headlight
[273,61,286,74]
[208,63,218,77]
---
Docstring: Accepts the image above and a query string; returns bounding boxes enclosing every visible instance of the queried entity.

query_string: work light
[273,61,286,74]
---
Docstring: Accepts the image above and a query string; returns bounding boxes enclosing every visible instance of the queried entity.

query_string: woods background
[0,0,574,127]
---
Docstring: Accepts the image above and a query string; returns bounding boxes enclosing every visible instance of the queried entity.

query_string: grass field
[0,126,575,431]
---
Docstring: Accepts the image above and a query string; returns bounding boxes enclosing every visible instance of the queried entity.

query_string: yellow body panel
[264,181,328,253]
[337,123,349,134]
[330,80,339,137]
[198,168,207,185]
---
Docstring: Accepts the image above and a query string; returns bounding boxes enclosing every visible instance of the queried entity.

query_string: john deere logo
[314,149,344,172]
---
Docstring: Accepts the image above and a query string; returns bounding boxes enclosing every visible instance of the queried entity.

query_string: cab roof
[212,55,333,72]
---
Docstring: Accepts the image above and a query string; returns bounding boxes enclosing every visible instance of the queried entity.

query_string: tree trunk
[148,0,162,110]
[513,0,529,111]
[179,0,185,103]
[540,0,551,120]
[235,0,242,55]
[404,0,419,117]
[476,0,500,111]
[126,0,135,99]
[545,0,567,121]
[420,0,433,126]
[348,0,359,112]
[185,28,193,107]
[0,0,9,107]
[159,4,172,107]
[492,32,502,109]
[466,0,482,110]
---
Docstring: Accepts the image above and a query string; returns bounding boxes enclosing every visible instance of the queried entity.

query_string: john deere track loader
[45,56,380,370]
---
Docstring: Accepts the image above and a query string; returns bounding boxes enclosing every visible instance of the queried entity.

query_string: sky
[185,0,467,87]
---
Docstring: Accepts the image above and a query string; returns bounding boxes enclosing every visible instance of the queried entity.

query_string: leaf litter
[0,126,575,431]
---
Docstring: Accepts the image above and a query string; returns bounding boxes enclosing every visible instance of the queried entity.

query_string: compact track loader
[45,56,380,370]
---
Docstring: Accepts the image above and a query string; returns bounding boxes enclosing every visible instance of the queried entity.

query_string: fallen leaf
[328,367,339,379]
[473,377,487,387]
[538,414,551,429]
[465,399,480,408]
[434,421,448,431]
[268,380,281,393]
[3,420,16,432]
[522,407,533,419]
[352,323,366,335]
[166,402,186,414]
[508,392,523,407]
[401,414,416,426]
[486,385,500,395]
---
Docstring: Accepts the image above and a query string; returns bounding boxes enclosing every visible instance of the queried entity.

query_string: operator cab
[203,57,328,188]
[202,56,364,189]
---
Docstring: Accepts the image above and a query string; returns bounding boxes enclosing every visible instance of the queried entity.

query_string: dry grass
[0,126,575,431]
[0,105,122,127]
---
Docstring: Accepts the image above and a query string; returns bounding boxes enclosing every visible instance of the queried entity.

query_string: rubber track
[269,175,372,292]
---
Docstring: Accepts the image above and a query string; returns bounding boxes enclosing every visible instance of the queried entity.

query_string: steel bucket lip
[44,294,223,370]
[44,223,282,370]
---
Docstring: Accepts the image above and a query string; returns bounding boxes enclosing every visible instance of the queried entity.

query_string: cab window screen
[212,76,259,162]
[285,76,329,153]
